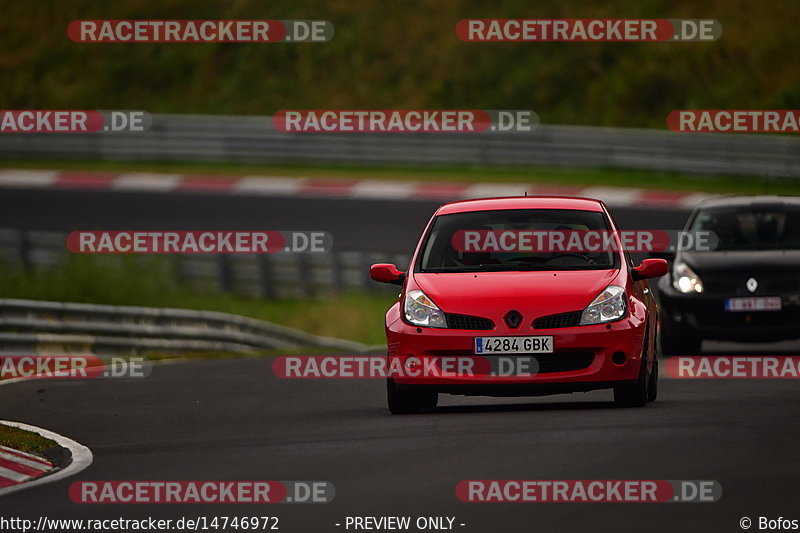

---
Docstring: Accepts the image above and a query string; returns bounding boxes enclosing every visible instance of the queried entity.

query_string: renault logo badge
[746,277,758,293]
[504,310,522,329]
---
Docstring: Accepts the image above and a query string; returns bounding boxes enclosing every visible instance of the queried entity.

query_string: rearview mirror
[370,263,406,285]
[632,258,668,280]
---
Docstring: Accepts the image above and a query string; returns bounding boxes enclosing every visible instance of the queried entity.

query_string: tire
[660,334,702,356]
[387,379,438,415]
[647,357,658,402]
[614,359,648,408]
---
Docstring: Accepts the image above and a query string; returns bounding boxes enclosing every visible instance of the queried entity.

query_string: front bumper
[658,278,800,342]
[385,311,646,396]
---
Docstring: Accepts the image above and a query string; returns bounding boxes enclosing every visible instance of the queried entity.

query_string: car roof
[697,195,800,210]
[436,196,605,215]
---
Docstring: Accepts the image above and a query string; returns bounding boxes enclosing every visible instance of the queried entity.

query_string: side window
[606,210,635,268]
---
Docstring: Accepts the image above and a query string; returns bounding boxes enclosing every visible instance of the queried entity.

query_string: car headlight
[580,285,627,325]
[404,289,447,328]
[672,261,704,293]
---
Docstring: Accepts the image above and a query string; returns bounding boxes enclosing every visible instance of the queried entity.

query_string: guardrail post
[18,230,32,271]
[298,254,313,298]
[331,252,344,293]
[217,254,233,293]
[258,254,274,299]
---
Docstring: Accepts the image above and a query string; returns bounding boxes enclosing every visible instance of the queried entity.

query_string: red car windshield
[418,208,617,272]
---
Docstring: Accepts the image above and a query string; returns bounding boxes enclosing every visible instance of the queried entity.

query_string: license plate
[474,336,553,354]
[724,297,782,312]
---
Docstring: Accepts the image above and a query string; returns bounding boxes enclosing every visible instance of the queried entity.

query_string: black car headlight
[672,261,704,294]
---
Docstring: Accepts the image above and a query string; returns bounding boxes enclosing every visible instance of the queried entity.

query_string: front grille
[767,280,800,293]
[695,309,799,328]
[533,311,582,329]
[445,313,494,330]
[702,278,799,295]
[702,281,737,294]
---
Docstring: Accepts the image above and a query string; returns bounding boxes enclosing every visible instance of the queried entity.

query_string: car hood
[412,269,619,319]
[679,250,800,295]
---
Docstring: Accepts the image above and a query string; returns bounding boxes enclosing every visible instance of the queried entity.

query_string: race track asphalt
[0,186,797,532]
[0,188,691,253]
[1,357,798,532]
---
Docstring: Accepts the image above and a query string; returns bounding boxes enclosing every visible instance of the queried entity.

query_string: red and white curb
[0,445,54,488]
[0,421,93,497]
[0,169,714,209]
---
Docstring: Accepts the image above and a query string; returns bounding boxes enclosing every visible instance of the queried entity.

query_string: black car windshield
[418,208,617,273]
[690,205,800,250]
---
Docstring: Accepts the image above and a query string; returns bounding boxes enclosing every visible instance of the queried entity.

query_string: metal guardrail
[1,114,799,178]
[0,298,372,356]
[0,228,407,300]
[0,229,397,356]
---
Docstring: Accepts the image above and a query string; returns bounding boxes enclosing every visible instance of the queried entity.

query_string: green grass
[2,1,799,129]
[0,424,58,455]
[3,159,799,195]
[0,256,396,345]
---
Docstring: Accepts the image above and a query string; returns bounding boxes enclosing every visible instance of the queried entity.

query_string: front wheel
[387,379,438,414]
[647,357,658,402]
[614,359,649,408]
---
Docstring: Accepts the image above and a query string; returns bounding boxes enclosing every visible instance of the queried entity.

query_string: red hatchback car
[370,197,668,414]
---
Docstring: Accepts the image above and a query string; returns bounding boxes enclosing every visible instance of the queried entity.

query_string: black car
[658,195,800,355]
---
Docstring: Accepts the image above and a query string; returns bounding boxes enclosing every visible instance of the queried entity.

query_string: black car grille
[695,309,799,328]
[768,280,800,293]
[533,311,582,329]
[702,281,737,294]
[445,313,494,330]
[702,278,799,295]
